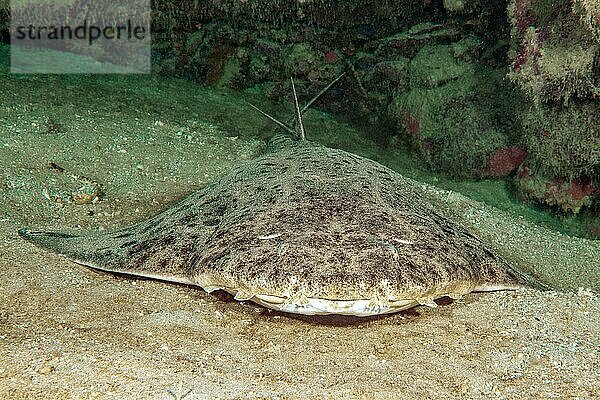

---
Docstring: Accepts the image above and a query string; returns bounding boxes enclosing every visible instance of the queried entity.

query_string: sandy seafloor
[1,53,599,398]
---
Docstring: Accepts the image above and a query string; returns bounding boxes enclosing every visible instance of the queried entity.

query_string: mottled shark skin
[19,136,523,316]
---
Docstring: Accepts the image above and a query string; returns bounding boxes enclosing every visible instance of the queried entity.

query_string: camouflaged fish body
[19,136,522,316]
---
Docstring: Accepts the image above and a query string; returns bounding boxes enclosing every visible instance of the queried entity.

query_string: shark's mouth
[218,283,521,316]
[69,259,520,317]
[249,293,419,316]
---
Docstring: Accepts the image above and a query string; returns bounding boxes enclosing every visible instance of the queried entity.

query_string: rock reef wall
[152,0,517,172]
[507,0,599,215]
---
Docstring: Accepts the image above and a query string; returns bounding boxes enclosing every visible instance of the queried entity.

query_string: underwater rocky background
[1,0,598,235]
[147,0,599,229]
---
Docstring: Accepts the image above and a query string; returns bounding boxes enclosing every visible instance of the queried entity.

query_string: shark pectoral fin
[76,260,196,286]
[18,226,114,264]
[18,226,196,287]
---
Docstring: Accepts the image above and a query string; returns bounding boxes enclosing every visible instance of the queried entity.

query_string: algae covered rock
[506,0,599,214]
[443,0,467,14]
[573,0,600,43]
[507,0,600,105]
[284,43,319,77]
[152,0,425,89]
[513,105,599,214]
[514,171,597,214]
[521,102,600,179]
[408,43,474,88]
[388,40,522,178]
[512,101,599,214]
[363,59,410,93]
[509,28,599,105]
[375,23,463,60]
